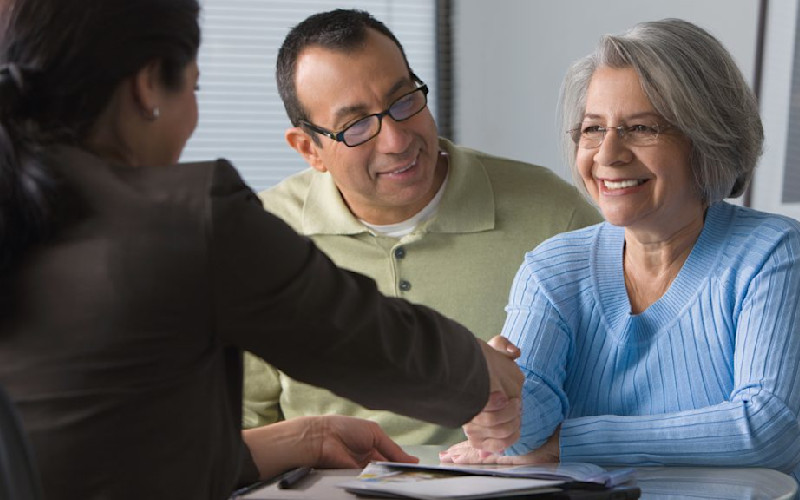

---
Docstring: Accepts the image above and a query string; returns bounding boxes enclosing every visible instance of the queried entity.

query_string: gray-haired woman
[442,19,800,480]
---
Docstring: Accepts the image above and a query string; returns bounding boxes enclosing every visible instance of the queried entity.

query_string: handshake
[455,336,525,460]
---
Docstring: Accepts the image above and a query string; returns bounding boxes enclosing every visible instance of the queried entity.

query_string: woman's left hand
[440,426,560,465]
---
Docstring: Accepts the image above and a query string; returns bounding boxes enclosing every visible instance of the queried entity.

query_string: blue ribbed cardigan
[504,202,800,480]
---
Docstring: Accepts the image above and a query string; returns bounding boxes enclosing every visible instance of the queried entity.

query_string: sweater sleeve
[206,160,489,428]
[502,261,571,455]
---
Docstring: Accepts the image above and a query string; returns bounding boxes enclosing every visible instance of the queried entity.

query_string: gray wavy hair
[560,18,763,204]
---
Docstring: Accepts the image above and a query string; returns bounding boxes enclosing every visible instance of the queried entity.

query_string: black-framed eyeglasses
[568,123,673,149]
[301,82,429,147]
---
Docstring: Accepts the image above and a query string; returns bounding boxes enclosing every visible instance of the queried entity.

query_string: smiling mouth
[380,159,417,176]
[603,179,646,190]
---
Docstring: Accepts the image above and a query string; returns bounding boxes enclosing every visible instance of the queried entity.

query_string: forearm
[502,292,571,456]
[506,373,565,455]
[560,393,800,471]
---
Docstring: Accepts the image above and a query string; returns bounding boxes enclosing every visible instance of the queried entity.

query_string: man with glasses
[243,8,601,447]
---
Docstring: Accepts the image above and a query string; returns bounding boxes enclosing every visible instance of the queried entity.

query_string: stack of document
[337,462,636,499]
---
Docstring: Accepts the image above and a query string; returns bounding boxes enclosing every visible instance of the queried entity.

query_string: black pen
[277,466,312,489]
[230,480,268,498]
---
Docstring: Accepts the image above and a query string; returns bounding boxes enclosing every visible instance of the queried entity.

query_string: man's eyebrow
[332,104,370,128]
[331,77,414,128]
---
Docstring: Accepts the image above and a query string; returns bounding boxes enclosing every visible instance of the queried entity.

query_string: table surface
[239,445,799,500]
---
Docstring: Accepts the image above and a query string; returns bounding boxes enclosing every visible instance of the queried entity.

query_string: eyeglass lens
[342,87,427,146]
[572,124,663,149]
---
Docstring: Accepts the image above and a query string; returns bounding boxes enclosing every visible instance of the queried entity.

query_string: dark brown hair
[276,9,412,128]
[0,0,200,273]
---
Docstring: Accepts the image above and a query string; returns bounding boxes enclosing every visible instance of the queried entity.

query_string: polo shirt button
[394,246,406,259]
[399,280,411,292]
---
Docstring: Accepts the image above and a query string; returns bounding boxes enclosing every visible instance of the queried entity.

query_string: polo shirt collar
[428,138,495,233]
[301,137,495,235]
[302,171,364,235]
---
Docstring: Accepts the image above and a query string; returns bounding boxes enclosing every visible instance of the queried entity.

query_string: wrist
[549,425,561,462]
[477,341,498,393]
[297,416,325,466]
[241,417,321,479]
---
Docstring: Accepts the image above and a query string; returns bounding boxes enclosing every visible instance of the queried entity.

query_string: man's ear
[286,126,327,173]
[130,60,162,120]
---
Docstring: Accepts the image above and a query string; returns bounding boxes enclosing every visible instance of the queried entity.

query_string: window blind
[181,0,437,192]
[783,0,800,203]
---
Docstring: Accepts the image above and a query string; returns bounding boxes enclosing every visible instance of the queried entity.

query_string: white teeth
[390,161,415,174]
[604,179,642,189]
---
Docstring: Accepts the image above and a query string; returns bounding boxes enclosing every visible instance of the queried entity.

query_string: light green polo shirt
[243,138,601,445]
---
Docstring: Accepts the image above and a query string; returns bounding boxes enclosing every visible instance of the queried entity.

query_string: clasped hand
[441,336,560,465]
[464,335,524,455]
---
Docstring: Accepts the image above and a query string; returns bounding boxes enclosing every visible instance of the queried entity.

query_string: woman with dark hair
[0,1,523,498]
[442,19,800,480]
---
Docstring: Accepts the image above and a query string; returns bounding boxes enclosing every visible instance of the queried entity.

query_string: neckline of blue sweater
[592,202,734,342]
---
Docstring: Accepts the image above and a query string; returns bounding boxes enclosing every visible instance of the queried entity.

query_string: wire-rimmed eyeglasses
[301,82,429,148]
[568,123,673,149]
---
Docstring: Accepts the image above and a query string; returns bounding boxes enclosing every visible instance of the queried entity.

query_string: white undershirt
[360,166,449,238]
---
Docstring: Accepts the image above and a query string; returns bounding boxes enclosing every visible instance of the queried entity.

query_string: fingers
[480,340,524,402]
[439,443,515,464]
[334,445,388,469]
[315,416,413,469]
[446,450,534,465]
[439,440,473,460]
[371,428,419,464]
[488,335,520,359]
[332,418,418,466]
[462,395,521,454]
[473,337,523,455]
[481,391,510,412]
[463,420,520,455]
[439,440,479,464]
[439,441,550,466]
[367,450,388,465]
[440,445,486,464]
[469,338,524,455]
[468,395,520,428]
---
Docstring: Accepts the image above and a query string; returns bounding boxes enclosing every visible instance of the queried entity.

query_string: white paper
[339,476,563,500]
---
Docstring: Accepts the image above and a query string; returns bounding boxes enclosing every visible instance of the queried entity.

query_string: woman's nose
[594,128,633,166]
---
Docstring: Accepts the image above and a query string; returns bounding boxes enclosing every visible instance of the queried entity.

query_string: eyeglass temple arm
[301,121,338,141]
